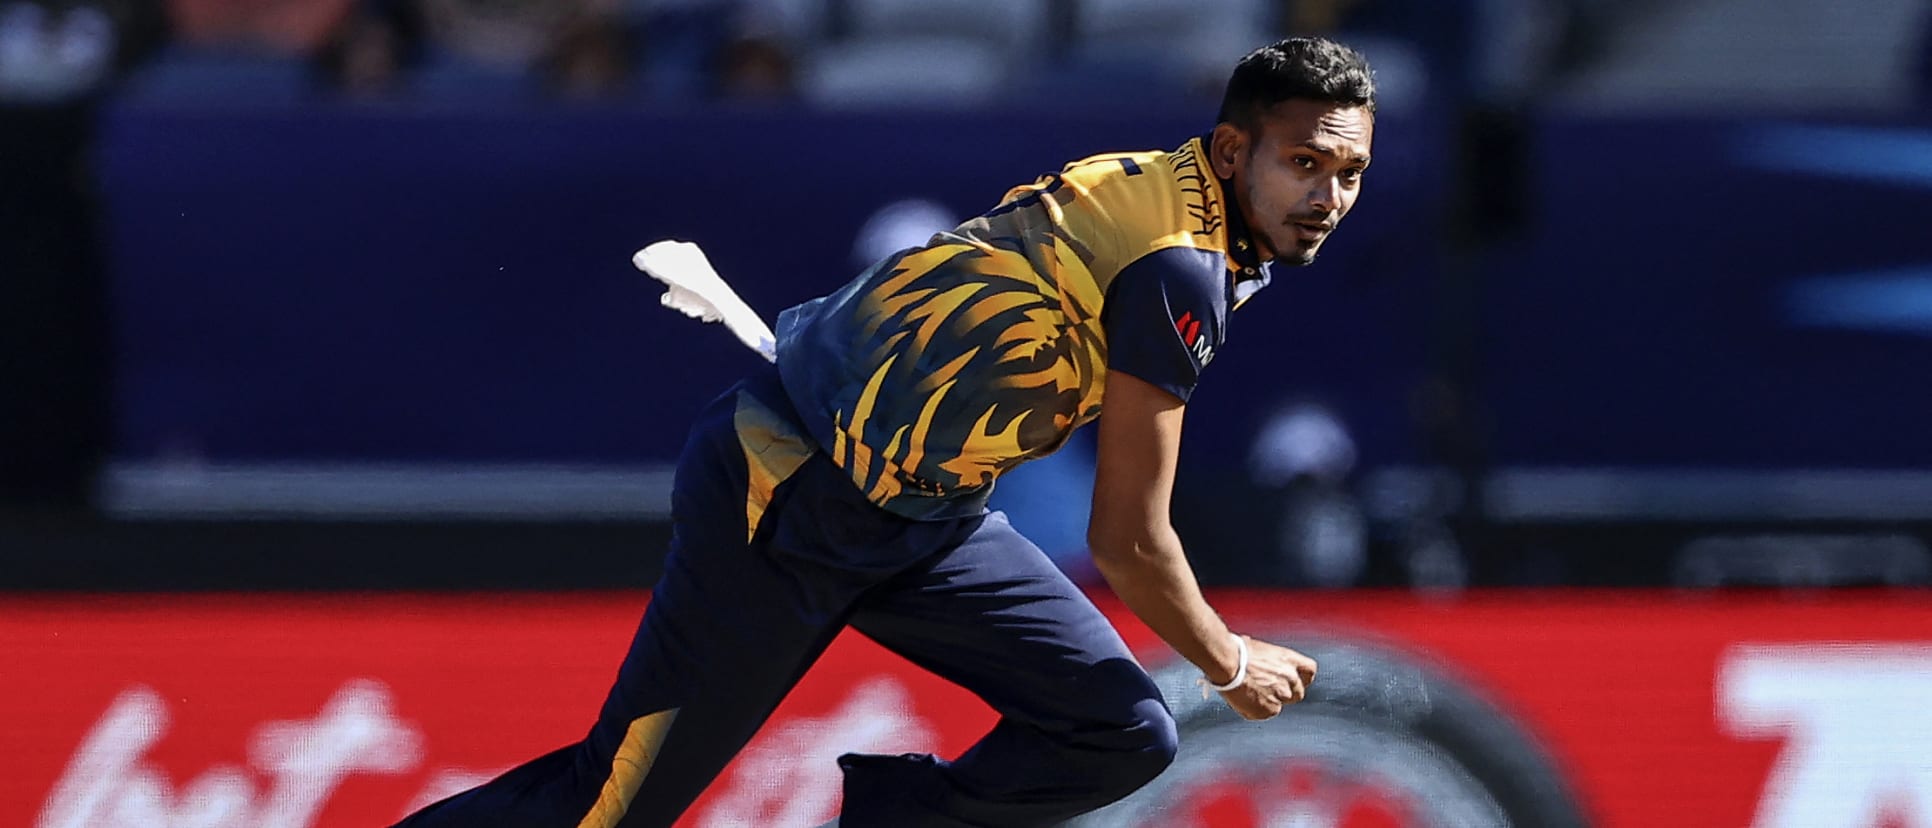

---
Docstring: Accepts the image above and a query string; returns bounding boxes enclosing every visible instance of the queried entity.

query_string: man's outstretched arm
[1088,370,1317,720]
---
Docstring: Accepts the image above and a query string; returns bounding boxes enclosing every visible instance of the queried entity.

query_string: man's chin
[1282,246,1320,267]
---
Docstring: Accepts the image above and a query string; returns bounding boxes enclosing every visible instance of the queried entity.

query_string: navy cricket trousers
[393,368,1177,827]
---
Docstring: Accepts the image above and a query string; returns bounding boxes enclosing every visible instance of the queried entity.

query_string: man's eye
[1341,167,1364,181]
[1293,156,1316,170]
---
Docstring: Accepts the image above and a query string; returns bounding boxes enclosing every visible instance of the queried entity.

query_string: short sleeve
[1102,247,1228,403]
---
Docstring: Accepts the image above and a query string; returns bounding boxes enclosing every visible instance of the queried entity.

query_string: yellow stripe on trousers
[735,391,816,544]
[576,708,679,828]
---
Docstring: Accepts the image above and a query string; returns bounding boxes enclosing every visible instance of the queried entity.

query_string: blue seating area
[115,44,313,105]
[106,0,1460,110]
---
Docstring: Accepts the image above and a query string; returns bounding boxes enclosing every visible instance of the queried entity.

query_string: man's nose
[1308,177,1341,214]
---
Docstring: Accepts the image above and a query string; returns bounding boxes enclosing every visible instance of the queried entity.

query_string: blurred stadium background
[3,0,1930,825]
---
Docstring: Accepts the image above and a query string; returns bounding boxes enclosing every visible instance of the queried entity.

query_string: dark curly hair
[1217,37,1377,129]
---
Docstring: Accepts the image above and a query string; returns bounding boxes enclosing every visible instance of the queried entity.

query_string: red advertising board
[5,590,1930,827]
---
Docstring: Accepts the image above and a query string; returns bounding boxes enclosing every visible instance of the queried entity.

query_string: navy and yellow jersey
[774,134,1274,520]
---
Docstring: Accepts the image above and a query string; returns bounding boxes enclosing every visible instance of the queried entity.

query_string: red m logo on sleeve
[1174,311,1203,347]
[1172,310,1214,366]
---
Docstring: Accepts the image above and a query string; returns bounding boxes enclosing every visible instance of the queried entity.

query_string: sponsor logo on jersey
[1174,310,1215,367]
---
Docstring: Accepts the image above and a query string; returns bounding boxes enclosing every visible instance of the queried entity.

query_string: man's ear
[1209,122,1246,180]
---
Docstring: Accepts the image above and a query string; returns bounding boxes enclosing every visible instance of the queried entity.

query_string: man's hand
[1088,372,1320,724]
[1218,637,1318,720]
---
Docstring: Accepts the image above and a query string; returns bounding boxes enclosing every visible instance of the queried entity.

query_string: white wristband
[1198,633,1249,696]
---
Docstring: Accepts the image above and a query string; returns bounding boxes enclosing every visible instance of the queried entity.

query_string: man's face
[1211,100,1374,267]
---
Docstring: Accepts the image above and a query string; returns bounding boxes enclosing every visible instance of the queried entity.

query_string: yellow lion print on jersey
[774,135,1262,520]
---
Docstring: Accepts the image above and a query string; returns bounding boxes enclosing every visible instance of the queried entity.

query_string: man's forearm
[1090,525,1243,684]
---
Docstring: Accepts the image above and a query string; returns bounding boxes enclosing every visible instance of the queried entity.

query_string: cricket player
[397,35,1376,828]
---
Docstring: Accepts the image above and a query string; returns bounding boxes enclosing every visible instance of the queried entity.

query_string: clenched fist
[1219,637,1318,720]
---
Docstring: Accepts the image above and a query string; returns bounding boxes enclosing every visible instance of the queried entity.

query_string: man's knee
[1101,697,1179,794]
[1058,660,1179,800]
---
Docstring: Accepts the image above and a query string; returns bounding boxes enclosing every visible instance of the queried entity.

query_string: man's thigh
[849,511,1153,729]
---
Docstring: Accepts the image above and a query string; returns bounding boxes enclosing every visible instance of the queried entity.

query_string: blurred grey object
[1070,634,1589,828]
[1675,533,1932,588]
[1250,402,1372,587]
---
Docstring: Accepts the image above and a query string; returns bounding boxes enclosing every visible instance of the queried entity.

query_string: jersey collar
[1201,133,1270,287]
[1203,134,1272,309]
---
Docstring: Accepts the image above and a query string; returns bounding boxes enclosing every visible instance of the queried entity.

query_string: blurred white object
[632,240,777,362]
[1720,644,1932,827]
[0,3,117,102]
[1249,402,1358,487]
[853,198,957,268]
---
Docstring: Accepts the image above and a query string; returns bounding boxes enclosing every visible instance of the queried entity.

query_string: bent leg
[841,513,1177,828]
[394,526,854,827]
[394,384,877,828]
